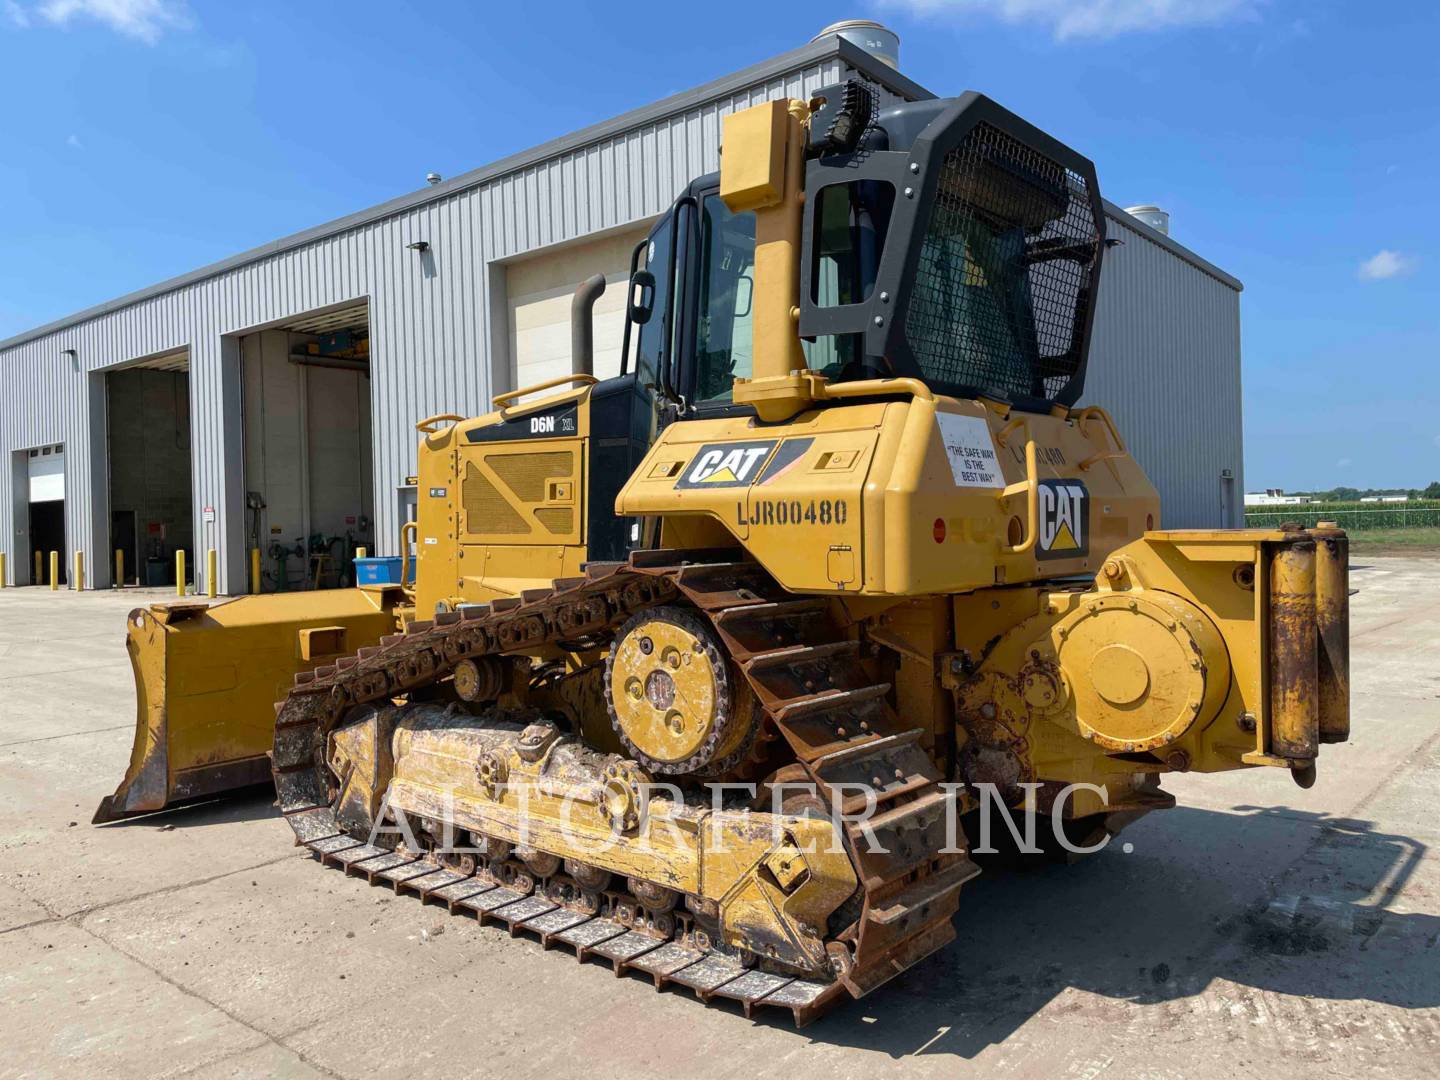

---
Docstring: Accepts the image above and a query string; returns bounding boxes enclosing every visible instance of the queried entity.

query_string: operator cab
[622,171,897,418]
[587,83,1107,559]
[618,84,1107,420]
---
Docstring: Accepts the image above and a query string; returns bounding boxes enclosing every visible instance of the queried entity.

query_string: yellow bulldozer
[95,83,1350,1025]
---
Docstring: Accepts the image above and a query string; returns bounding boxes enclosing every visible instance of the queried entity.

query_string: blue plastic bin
[355,556,406,585]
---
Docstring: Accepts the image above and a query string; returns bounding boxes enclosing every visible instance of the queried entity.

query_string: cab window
[805,179,895,381]
[692,195,754,405]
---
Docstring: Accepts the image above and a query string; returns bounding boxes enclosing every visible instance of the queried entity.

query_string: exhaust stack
[570,273,607,377]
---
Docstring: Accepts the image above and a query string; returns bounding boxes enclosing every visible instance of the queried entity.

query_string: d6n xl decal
[1037,479,1089,560]
[465,402,578,443]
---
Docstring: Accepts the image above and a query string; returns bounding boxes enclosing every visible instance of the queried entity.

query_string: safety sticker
[936,413,1003,488]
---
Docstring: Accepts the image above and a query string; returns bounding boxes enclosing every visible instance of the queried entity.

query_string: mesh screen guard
[902,121,1101,404]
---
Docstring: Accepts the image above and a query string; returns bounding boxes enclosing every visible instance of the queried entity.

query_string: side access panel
[616,404,889,593]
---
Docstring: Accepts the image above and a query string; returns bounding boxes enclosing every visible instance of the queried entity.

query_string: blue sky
[0,0,1434,490]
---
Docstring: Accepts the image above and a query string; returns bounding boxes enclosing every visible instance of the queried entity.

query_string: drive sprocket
[603,605,756,775]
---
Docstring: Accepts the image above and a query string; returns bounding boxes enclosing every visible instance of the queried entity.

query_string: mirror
[628,269,656,326]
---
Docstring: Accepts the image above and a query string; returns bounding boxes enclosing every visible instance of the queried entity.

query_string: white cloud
[20,0,190,43]
[1358,250,1419,282]
[1336,458,1352,469]
[884,0,1261,41]
[66,133,82,149]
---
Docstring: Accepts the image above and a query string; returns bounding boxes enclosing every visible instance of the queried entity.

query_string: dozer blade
[94,587,401,823]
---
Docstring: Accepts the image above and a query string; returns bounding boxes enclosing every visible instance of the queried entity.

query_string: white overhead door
[507,226,649,392]
[28,445,64,502]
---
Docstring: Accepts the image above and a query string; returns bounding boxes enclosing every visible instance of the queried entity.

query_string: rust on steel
[1310,525,1350,744]
[1267,536,1319,761]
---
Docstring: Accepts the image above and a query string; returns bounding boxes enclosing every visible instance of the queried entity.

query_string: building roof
[0,34,1236,353]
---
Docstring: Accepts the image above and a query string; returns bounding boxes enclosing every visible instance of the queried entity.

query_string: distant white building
[1360,495,1408,503]
[1244,489,1312,507]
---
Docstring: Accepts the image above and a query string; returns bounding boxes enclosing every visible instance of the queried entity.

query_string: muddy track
[269,548,978,1025]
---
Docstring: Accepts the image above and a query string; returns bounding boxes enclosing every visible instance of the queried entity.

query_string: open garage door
[106,349,192,588]
[241,301,374,592]
[507,226,649,390]
[25,444,66,585]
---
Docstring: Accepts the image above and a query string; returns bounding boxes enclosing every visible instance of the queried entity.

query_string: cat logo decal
[1037,480,1089,560]
[675,441,778,489]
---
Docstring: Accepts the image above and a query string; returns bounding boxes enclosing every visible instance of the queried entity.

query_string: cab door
[675,189,756,414]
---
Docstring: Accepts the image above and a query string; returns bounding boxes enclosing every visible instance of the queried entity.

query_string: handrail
[491,373,598,411]
[659,195,698,407]
[619,239,646,377]
[814,376,934,403]
[1075,405,1127,470]
[399,521,418,598]
[994,415,1026,448]
[998,418,1039,555]
[415,413,466,434]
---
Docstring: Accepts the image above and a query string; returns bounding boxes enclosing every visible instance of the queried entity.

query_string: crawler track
[305,836,840,1023]
[271,549,978,1025]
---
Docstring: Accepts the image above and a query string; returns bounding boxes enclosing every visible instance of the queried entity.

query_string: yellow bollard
[35,550,43,585]
[0,552,6,588]
[115,549,124,589]
[175,550,186,596]
[74,551,84,592]
[250,548,261,594]
[49,551,59,591]
[207,549,218,598]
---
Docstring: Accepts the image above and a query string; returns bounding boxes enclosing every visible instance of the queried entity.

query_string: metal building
[0,26,1242,593]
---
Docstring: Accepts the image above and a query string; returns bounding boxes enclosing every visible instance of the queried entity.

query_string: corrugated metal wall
[1085,210,1245,528]
[0,53,878,591]
[0,39,1241,590]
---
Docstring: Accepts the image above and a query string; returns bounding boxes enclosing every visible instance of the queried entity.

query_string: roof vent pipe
[1124,204,1170,236]
[812,19,900,69]
[571,273,607,377]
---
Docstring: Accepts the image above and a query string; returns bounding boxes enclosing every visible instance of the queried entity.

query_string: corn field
[1244,500,1440,531]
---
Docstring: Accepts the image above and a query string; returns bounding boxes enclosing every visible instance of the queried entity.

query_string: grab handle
[491,373,597,411]
[415,413,466,434]
[399,521,418,597]
[1075,405,1127,470]
[996,418,1039,555]
[813,376,934,403]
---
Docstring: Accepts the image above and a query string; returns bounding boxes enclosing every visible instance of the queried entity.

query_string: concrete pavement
[1,559,1437,1078]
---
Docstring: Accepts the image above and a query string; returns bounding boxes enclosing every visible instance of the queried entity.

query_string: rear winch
[1048,590,1230,753]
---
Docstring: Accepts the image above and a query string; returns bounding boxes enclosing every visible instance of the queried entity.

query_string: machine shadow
[791,803,1437,1058]
[92,783,277,830]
